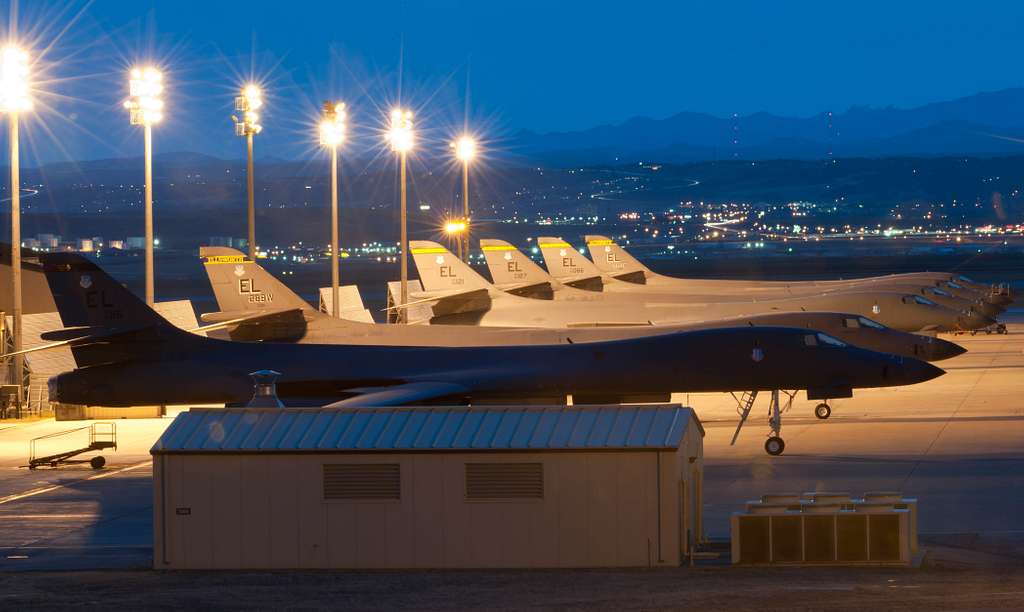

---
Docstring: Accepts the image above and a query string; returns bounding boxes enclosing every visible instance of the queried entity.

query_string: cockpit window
[817,332,847,347]
[946,281,963,290]
[805,333,847,347]
[857,316,886,330]
[957,275,974,283]
[930,287,953,298]
[843,317,860,328]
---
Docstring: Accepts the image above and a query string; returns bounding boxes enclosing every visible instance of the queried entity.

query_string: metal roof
[151,404,699,454]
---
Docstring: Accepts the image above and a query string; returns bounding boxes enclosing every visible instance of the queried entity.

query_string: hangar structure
[152,404,704,569]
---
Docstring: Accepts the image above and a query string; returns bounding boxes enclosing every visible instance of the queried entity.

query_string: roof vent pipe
[247,369,285,408]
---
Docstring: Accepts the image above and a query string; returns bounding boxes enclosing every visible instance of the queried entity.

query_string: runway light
[387,108,414,152]
[319,101,346,147]
[0,46,31,112]
[452,135,476,163]
[124,67,164,125]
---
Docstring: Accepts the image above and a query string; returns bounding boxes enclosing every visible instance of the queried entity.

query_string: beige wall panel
[181,455,214,568]
[529,454,561,568]
[208,456,243,569]
[556,455,590,567]
[658,451,681,566]
[267,457,301,568]
[381,477,415,568]
[238,457,274,568]
[615,453,654,566]
[440,455,472,566]
[585,453,620,566]
[296,456,328,568]
[411,455,448,567]
[325,496,357,567]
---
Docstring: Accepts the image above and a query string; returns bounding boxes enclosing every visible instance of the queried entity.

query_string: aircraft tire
[90,456,106,469]
[764,437,785,456]
[814,403,831,420]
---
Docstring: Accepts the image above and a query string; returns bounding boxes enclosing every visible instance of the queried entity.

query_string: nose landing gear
[814,402,832,420]
[730,389,797,455]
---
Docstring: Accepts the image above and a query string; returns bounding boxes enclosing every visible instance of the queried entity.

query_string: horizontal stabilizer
[499,280,553,299]
[195,308,305,334]
[560,274,604,291]
[323,381,469,407]
[389,287,492,319]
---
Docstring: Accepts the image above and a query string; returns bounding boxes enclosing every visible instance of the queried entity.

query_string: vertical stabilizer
[200,246,316,314]
[537,236,604,290]
[584,235,651,282]
[480,239,553,285]
[409,241,493,293]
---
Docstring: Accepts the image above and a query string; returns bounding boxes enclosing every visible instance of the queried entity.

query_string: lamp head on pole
[387,108,414,153]
[451,135,477,163]
[319,101,346,147]
[233,83,263,136]
[0,46,32,113]
[124,66,164,126]
[444,219,467,235]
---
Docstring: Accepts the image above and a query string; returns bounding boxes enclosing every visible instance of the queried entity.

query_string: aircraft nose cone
[926,337,967,361]
[897,358,945,385]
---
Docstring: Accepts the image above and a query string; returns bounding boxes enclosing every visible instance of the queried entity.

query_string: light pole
[1,46,31,407]
[451,135,476,262]
[123,67,164,306]
[319,101,346,318]
[387,108,414,323]
[233,84,262,260]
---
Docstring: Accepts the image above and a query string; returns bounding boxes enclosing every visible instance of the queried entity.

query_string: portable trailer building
[152,404,704,569]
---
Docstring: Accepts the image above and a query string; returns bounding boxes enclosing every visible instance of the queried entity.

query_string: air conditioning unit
[731,491,916,566]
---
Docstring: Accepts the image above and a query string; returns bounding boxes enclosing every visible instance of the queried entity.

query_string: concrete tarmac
[0,325,1022,570]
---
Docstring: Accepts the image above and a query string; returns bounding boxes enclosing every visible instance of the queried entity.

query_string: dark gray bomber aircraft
[33,253,943,455]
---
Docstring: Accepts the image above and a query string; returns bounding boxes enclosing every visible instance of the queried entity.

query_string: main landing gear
[730,389,797,456]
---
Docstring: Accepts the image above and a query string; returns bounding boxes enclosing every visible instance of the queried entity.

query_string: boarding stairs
[28,422,117,470]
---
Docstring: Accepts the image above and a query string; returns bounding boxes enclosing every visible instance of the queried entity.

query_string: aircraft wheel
[764,437,785,456]
[814,403,831,420]
[90,456,106,470]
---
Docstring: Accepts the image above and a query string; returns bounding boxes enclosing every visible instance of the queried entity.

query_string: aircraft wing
[323,381,469,408]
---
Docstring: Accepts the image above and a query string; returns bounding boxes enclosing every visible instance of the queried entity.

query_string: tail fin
[200,246,316,315]
[536,237,604,290]
[584,235,650,282]
[40,253,196,367]
[479,239,554,296]
[40,252,172,331]
[409,241,492,293]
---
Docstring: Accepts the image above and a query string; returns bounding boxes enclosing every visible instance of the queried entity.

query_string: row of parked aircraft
[19,236,1012,455]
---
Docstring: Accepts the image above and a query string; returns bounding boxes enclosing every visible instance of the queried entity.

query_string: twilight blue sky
[5,0,1024,164]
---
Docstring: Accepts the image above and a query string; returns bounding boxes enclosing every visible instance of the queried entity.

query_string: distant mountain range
[509,88,1024,164]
